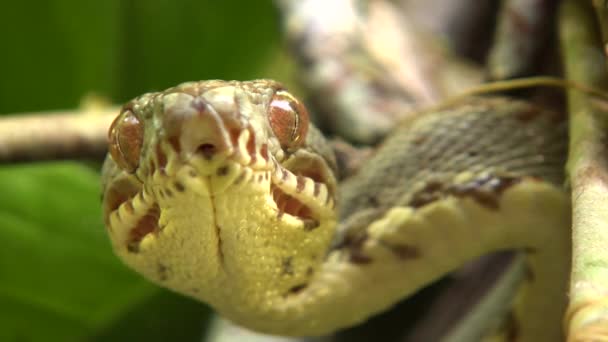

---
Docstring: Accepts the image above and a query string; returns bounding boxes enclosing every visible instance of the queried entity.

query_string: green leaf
[0,1,284,341]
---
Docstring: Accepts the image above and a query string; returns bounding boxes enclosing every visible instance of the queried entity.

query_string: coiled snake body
[102,80,570,341]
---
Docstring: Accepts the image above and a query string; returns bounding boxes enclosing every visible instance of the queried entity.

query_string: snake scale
[101,80,571,341]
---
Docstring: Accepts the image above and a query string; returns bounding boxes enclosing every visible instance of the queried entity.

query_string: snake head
[101,80,339,318]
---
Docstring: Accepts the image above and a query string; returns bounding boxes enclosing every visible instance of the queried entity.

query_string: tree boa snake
[101,79,571,341]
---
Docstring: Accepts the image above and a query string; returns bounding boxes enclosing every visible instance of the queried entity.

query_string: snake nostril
[197,143,217,160]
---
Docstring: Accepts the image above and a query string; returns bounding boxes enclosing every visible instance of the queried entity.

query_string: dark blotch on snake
[336,232,373,264]
[296,176,306,192]
[127,204,161,253]
[155,144,168,169]
[260,144,269,161]
[285,283,308,296]
[385,243,420,260]
[157,263,169,281]
[409,181,444,208]
[281,257,294,276]
[168,135,181,152]
[216,166,229,176]
[450,175,520,210]
[409,176,521,210]
[303,219,320,231]
[174,181,185,192]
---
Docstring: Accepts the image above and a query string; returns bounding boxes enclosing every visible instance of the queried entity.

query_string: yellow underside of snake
[101,80,571,341]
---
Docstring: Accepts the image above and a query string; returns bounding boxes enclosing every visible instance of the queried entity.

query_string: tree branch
[0,108,117,163]
[559,0,608,339]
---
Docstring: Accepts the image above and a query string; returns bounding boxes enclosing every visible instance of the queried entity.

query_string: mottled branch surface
[560,1,608,340]
[0,108,117,163]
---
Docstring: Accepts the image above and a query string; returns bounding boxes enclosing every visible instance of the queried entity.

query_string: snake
[101,79,571,341]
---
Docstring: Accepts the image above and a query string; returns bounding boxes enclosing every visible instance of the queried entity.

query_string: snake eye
[108,109,144,173]
[268,90,309,149]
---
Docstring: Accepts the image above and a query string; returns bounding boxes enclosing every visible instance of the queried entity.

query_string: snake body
[102,80,570,340]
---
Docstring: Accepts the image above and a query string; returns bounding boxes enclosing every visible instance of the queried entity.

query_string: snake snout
[161,93,242,160]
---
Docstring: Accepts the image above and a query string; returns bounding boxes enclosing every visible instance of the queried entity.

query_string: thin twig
[592,0,608,68]
[0,108,117,163]
[559,1,608,340]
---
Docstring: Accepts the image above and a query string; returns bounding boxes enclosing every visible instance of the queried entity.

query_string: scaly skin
[102,80,570,340]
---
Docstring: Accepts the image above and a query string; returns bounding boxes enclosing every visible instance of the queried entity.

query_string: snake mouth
[103,171,158,253]
[268,154,336,228]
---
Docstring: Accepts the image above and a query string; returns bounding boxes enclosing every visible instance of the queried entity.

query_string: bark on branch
[560,1,608,340]
[0,107,117,163]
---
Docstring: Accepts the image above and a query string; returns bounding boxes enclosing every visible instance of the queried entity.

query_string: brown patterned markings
[155,144,168,169]
[260,144,269,161]
[246,128,256,163]
[103,178,141,225]
[296,175,306,192]
[285,283,308,296]
[336,232,372,264]
[449,175,520,210]
[127,203,161,253]
[380,241,420,260]
[409,176,521,210]
[174,181,185,192]
[216,166,229,176]
[281,169,289,182]
[168,135,181,152]
[410,181,444,208]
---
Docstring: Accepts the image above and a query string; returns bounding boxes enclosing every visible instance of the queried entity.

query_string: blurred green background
[0,1,291,341]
